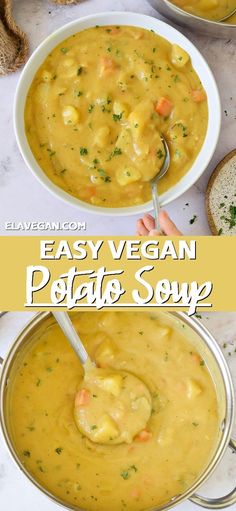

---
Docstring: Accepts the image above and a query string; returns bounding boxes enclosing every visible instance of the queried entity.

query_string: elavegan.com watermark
[4,221,87,231]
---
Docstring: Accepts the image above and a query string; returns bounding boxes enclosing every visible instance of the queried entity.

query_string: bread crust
[205,149,236,235]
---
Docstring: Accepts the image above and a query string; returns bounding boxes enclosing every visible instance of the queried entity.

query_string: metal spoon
[150,135,170,232]
[219,7,236,21]
[53,312,90,366]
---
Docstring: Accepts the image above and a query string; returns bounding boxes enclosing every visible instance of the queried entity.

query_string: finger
[136,219,149,236]
[149,229,162,236]
[159,210,182,235]
[142,214,156,231]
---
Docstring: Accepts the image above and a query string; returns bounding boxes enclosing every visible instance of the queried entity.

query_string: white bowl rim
[14,10,221,216]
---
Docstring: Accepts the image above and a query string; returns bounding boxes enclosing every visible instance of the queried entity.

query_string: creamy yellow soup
[170,0,236,20]
[25,26,208,208]
[7,312,220,511]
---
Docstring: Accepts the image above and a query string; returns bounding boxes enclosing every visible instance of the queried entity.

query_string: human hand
[136,211,182,236]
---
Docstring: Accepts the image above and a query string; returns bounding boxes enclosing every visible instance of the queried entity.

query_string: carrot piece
[131,488,141,499]
[100,56,117,74]
[75,388,90,407]
[190,352,201,364]
[80,186,96,201]
[110,27,121,35]
[135,429,152,442]
[155,97,173,117]
[191,89,206,103]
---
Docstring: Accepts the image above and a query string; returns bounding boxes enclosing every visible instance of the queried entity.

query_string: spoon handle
[151,181,161,232]
[53,312,90,365]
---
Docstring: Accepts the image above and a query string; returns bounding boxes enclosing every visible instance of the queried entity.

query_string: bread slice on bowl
[206,149,236,235]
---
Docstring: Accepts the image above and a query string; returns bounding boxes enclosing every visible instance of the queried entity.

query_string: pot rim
[0,311,235,511]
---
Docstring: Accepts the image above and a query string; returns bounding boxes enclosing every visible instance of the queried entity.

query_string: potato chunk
[157,427,174,446]
[41,70,52,82]
[95,126,110,148]
[171,44,190,68]
[97,374,123,397]
[128,101,153,135]
[113,101,129,119]
[186,379,202,399]
[92,414,119,443]
[116,167,142,186]
[95,338,116,366]
[62,105,79,125]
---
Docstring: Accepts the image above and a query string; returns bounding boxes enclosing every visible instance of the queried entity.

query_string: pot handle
[189,439,236,509]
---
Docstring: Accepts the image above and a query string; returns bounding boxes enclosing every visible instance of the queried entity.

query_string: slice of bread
[206,149,236,235]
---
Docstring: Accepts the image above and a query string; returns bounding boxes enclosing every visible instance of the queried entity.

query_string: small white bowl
[14,11,221,217]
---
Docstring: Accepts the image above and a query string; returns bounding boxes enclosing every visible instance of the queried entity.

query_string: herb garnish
[80,147,88,156]
[112,112,123,122]
[120,465,138,480]
[189,215,197,225]
[107,147,122,160]
[55,447,63,454]
[221,205,236,229]
[97,168,111,182]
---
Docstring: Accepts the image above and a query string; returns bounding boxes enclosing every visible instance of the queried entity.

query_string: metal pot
[148,0,236,39]
[0,312,236,510]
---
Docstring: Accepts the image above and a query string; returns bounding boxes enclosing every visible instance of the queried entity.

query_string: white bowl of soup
[1,312,236,511]
[14,12,221,215]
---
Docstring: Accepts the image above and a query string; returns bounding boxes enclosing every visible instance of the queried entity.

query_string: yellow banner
[0,236,235,314]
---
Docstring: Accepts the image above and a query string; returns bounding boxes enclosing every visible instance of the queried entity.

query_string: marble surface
[0,311,235,511]
[0,0,235,236]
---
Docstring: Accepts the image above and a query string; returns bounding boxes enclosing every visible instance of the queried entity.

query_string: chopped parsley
[80,147,88,156]
[88,104,94,113]
[77,66,83,76]
[157,149,164,159]
[97,168,111,182]
[60,47,69,54]
[47,149,56,157]
[189,215,197,225]
[175,122,188,137]
[107,147,122,160]
[112,112,123,122]
[55,447,63,454]
[23,450,31,457]
[26,426,35,432]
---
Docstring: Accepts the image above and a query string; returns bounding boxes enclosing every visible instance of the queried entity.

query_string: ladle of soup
[53,312,152,445]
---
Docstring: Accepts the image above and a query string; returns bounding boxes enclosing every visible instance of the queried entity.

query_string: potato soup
[7,312,220,511]
[25,26,208,208]
[170,0,236,21]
